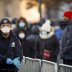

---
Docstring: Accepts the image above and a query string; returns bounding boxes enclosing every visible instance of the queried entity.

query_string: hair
[16,17,28,28]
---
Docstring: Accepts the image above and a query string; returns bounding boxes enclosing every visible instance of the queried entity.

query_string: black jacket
[0,30,23,69]
[38,35,59,62]
[26,34,39,58]
[14,28,32,57]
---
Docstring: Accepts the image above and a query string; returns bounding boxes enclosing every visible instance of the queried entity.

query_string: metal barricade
[24,57,41,72]
[18,56,25,72]
[58,64,72,72]
[19,57,41,72]
[41,60,57,72]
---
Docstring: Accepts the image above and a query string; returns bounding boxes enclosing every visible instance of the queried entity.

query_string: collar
[39,31,54,39]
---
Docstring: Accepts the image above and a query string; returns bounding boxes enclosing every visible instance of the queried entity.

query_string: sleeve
[33,40,39,58]
[60,27,68,58]
[23,39,32,57]
[53,35,59,62]
[63,27,72,51]
[14,37,23,62]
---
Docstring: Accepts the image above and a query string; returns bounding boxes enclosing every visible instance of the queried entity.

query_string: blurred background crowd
[0,0,72,20]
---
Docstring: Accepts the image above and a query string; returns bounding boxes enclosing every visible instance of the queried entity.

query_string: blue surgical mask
[19,22,25,28]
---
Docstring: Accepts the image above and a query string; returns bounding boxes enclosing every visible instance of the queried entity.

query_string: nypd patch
[4,20,7,23]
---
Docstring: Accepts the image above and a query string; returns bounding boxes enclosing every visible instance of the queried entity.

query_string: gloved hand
[6,58,13,64]
[13,57,21,69]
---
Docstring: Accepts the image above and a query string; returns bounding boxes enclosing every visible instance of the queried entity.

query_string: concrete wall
[0,0,5,19]
[0,0,20,18]
[9,0,20,18]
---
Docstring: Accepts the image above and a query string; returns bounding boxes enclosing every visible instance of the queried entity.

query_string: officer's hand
[6,58,13,64]
[13,57,21,69]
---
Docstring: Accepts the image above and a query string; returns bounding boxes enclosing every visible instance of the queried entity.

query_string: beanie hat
[64,11,72,20]
[39,20,51,32]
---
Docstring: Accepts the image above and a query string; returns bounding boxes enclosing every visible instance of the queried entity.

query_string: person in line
[60,10,72,65]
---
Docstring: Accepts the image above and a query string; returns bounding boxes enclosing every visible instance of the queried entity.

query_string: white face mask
[18,32,25,39]
[39,31,54,39]
[39,31,49,39]
[19,22,25,28]
[1,27,11,33]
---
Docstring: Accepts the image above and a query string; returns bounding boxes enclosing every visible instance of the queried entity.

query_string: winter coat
[38,35,59,62]
[60,24,72,60]
[0,30,23,70]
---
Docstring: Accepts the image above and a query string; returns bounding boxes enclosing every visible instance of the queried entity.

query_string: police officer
[0,18,23,72]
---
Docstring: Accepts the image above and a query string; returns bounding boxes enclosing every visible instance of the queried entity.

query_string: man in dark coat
[0,18,23,72]
[60,21,72,65]
[60,11,72,65]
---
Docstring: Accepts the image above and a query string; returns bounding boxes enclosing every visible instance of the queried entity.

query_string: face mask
[39,30,54,39]
[39,31,49,39]
[41,31,49,35]
[19,22,25,28]
[55,26,60,30]
[18,32,25,39]
[1,26,11,33]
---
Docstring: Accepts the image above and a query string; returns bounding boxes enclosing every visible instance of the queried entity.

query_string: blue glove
[6,58,13,64]
[13,57,21,69]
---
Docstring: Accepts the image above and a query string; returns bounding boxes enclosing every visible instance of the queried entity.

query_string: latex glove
[13,57,21,69]
[6,58,13,64]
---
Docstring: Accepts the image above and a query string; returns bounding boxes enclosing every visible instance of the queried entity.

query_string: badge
[11,42,15,47]
[4,20,7,23]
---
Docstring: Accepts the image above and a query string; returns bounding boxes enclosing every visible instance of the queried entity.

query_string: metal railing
[19,57,41,72]
[19,57,72,72]
[41,60,57,72]
[58,64,72,72]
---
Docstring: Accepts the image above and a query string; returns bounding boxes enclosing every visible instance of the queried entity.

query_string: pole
[38,0,42,21]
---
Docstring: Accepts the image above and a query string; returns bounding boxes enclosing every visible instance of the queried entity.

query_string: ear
[10,25,12,28]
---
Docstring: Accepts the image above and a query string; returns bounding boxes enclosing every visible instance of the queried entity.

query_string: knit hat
[39,20,51,32]
[64,11,72,20]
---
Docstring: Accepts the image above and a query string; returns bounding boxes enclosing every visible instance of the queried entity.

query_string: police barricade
[25,57,41,72]
[19,57,41,72]
[18,56,25,72]
[58,64,72,72]
[41,60,57,72]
